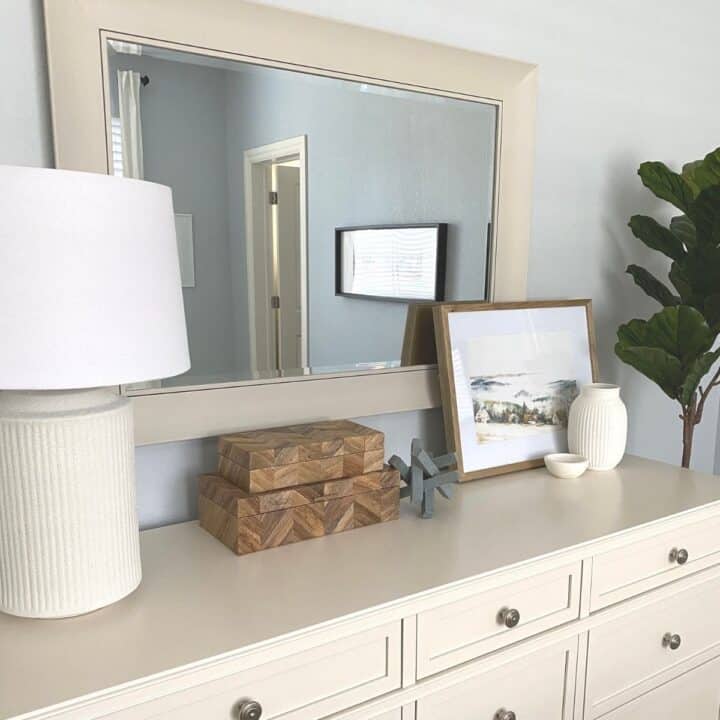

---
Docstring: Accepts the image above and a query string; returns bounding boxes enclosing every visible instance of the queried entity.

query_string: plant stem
[682,398,697,468]
[681,364,720,468]
[696,365,720,425]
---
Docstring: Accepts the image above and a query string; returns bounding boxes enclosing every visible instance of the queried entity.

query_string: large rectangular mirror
[45,0,537,442]
[106,40,498,390]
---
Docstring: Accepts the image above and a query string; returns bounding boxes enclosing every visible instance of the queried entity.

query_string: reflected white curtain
[117,70,144,179]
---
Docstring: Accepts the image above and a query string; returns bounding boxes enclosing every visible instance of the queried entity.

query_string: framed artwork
[335,224,447,303]
[433,300,598,481]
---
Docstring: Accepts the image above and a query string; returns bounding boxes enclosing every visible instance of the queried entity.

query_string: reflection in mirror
[106,40,498,389]
[336,224,447,303]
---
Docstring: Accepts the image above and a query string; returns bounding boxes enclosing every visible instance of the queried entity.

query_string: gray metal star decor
[389,438,458,519]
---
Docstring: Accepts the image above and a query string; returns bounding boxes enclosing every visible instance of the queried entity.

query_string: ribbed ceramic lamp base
[0,389,141,618]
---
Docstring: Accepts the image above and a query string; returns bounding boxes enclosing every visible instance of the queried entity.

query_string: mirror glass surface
[106,40,498,389]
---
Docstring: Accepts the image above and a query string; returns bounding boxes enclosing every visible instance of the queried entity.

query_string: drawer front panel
[416,640,576,720]
[591,514,720,610]
[329,707,402,720]
[416,562,581,678]
[601,655,720,719]
[104,621,401,720]
[586,575,720,717]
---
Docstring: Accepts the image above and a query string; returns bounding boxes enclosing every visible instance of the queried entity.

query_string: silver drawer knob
[662,632,682,650]
[498,607,521,628]
[669,547,689,565]
[237,700,263,720]
[495,709,517,720]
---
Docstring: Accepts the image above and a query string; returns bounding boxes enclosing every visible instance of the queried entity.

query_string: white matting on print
[449,305,593,474]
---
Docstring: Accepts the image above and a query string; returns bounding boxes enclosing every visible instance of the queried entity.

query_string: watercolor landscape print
[458,323,591,450]
[470,373,579,443]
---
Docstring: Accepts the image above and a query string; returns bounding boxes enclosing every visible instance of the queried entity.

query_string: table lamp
[0,166,190,618]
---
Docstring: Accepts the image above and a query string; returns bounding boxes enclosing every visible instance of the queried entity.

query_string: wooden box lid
[217,449,384,494]
[199,465,400,519]
[218,420,384,469]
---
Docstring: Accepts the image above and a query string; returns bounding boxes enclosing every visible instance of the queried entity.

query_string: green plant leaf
[670,215,697,249]
[657,305,715,360]
[614,342,683,399]
[690,185,720,245]
[680,348,720,405]
[617,317,651,346]
[682,147,720,194]
[682,245,720,298]
[626,265,680,307]
[667,247,720,322]
[638,161,695,214]
[682,161,704,196]
[617,306,714,361]
[628,215,685,260]
[668,260,697,304]
[705,295,720,330]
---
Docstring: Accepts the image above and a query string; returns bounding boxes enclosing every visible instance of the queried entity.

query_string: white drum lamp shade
[0,165,189,388]
[0,166,190,618]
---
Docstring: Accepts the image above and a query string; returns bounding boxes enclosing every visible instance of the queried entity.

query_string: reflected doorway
[244,136,308,374]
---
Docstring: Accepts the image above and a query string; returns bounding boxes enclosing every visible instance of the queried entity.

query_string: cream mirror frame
[43,0,537,446]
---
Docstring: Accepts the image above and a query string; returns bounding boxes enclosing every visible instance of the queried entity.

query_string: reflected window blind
[349,228,438,299]
[111,117,124,177]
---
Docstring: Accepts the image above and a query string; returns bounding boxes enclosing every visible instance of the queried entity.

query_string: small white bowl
[544,453,589,479]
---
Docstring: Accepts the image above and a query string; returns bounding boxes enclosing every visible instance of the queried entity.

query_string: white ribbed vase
[0,389,141,618]
[568,384,627,471]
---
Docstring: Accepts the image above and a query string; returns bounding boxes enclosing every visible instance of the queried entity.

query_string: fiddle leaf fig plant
[615,147,720,468]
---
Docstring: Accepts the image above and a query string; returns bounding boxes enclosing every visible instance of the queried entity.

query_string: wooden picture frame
[433,300,598,481]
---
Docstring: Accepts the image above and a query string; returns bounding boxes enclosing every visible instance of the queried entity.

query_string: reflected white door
[248,161,275,373]
[245,138,307,375]
[274,164,303,370]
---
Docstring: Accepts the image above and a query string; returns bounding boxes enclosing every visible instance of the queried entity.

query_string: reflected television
[335,223,447,303]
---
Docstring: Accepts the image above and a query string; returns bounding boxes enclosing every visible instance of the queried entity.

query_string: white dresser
[3,455,720,720]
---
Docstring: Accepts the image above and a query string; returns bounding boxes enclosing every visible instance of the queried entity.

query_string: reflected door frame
[243,135,308,374]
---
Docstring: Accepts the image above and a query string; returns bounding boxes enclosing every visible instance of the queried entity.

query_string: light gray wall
[108,54,239,383]
[4,0,720,532]
[225,67,495,367]
[0,0,52,168]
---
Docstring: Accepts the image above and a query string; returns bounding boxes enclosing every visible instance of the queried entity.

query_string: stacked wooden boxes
[198,420,401,555]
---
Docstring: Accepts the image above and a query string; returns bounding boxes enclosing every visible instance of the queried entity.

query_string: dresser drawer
[600,654,720,719]
[332,707,402,720]
[590,514,720,610]
[416,562,581,678]
[585,575,720,718]
[416,639,576,720]
[103,621,401,720]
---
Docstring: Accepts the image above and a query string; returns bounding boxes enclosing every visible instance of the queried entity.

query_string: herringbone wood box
[217,420,384,493]
[198,467,400,555]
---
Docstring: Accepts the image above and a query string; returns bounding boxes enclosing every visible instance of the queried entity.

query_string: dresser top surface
[3,455,720,718]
